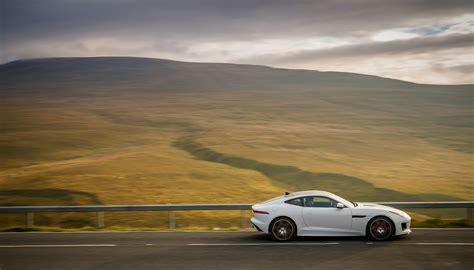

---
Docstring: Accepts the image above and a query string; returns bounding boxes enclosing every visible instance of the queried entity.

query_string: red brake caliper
[372,221,380,232]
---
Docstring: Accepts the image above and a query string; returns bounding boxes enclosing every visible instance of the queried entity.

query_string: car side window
[285,198,303,207]
[303,196,338,208]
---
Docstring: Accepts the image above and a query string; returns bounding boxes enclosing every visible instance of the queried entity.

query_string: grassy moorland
[0,57,472,228]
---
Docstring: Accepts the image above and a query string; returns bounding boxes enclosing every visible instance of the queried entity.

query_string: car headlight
[389,211,408,219]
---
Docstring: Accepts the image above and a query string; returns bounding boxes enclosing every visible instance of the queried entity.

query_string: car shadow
[241,231,409,243]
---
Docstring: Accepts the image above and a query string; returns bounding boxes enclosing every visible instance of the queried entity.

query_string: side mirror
[336,202,345,209]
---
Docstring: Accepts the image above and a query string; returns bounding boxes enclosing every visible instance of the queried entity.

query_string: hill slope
[0,57,472,227]
[2,57,463,95]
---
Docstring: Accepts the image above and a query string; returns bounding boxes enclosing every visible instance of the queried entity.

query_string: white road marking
[0,244,117,248]
[0,242,473,248]
[187,242,340,246]
[415,242,474,246]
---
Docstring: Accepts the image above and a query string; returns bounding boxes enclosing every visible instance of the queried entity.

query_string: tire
[366,216,394,241]
[270,217,296,241]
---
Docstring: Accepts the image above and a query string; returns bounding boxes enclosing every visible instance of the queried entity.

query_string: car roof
[286,190,335,197]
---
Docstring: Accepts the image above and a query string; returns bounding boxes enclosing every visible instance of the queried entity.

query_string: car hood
[356,203,409,217]
[356,203,395,210]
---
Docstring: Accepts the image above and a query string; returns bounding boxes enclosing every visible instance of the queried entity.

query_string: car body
[251,190,411,241]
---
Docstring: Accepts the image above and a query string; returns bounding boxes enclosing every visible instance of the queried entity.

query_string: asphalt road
[0,229,473,270]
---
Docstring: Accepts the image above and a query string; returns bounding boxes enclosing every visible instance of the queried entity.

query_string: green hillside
[0,57,472,228]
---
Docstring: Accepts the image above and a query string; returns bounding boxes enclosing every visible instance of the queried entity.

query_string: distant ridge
[1,57,471,95]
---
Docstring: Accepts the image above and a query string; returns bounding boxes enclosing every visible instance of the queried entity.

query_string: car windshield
[327,193,354,208]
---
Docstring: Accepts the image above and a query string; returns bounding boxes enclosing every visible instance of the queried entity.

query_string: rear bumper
[250,217,270,233]
[251,223,263,232]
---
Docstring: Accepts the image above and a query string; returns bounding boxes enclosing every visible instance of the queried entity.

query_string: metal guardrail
[0,204,252,213]
[1,202,472,229]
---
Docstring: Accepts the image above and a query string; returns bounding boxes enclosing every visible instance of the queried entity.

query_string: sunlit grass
[0,89,472,229]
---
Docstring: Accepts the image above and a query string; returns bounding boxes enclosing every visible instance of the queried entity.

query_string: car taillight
[253,210,269,215]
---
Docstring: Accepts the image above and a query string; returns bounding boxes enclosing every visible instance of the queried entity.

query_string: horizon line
[2,55,473,87]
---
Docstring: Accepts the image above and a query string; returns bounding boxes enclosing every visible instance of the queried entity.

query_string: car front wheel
[367,216,394,241]
[271,217,296,241]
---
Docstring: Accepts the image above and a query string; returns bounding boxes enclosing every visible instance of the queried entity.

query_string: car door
[301,196,352,233]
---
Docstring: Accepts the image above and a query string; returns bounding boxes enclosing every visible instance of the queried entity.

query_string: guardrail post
[97,212,104,228]
[468,208,473,220]
[240,210,246,229]
[168,210,175,229]
[27,212,34,226]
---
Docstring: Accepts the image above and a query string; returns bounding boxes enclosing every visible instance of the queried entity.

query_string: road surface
[0,229,473,269]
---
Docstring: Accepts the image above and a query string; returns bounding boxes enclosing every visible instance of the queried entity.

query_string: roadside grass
[0,211,256,230]
[411,218,474,228]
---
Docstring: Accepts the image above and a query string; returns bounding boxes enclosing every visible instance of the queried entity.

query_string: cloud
[4,0,472,42]
[243,33,473,65]
[448,63,474,74]
[1,0,473,84]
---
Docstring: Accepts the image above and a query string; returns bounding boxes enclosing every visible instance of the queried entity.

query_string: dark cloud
[3,0,472,43]
[245,33,473,65]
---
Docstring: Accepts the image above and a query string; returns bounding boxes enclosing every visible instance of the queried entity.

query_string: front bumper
[397,221,412,235]
[386,212,412,236]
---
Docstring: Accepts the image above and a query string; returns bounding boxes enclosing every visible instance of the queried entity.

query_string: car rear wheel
[271,217,295,241]
[367,216,394,241]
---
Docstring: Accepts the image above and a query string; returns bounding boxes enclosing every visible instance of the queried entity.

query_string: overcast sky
[1,0,473,84]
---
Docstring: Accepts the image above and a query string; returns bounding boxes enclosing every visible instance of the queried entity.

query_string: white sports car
[251,190,411,241]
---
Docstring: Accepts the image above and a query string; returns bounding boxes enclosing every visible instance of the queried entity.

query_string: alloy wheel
[369,217,393,241]
[271,218,295,241]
